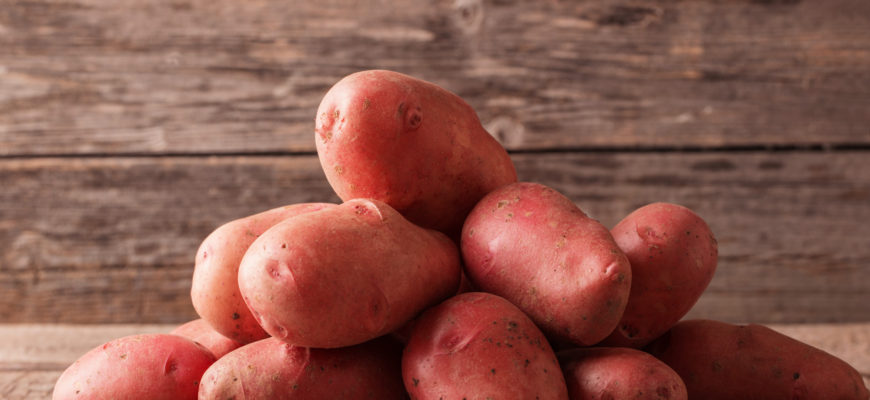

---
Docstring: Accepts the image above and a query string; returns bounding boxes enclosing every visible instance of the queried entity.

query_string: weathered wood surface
[2,0,870,156]
[2,152,869,324]
[1,323,867,399]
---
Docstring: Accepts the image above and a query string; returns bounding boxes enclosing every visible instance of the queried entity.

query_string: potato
[601,202,718,348]
[403,292,569,400]
[191,202,335,343]
[315,69,517,238]
[558,347,687,400]
[198,336,407,400]
[645,319,870,400]
[238,198,461,348]
[461,182,632,346]
[171,318,243,359]
[52,334,215,400]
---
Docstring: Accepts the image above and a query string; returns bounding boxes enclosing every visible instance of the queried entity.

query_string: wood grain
[0,323,866,399]
[2,152,868,324]
[2,0,869,156]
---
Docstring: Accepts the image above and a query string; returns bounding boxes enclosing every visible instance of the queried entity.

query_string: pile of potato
[53,70,869,400]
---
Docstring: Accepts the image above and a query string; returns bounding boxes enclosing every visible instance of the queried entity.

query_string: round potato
[461,182,632,346]
[558,347,687,400]
[601,202,718,348]
[403,292,569,400]
[315,69,517,238]
[199,336,407,400]
[53,334,216,400]
[238,198,461,348]
[191,202,335,343]
[646,319,870,400]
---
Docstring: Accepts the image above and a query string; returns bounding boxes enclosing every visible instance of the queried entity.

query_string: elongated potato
[601,202,718,348]
[558,347,687,400]
[238,198,461,348]
[315,69,517,238]
[53,334,216,400]
[645,319,870,400]
[403,292,569,399]
[199,336,407,400]
[171,319,243,359]
[191,202,335,343]
[461,182,632,346]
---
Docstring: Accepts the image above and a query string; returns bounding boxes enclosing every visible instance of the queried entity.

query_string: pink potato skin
[171,319,243,359]
[238,198,461,348]
[52,334,216,400]
[315,69,517,238]
[198,336,408,400]
[601,202,718,348]
[403,292,569,400]
[461,182,632,346]
[645,320,870,400]
[558,347,687,400]
[191,202,335,343]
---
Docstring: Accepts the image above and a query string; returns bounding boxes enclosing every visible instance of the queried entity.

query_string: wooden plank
[0,323,866,399]
[1,152,868,324]
[2,0,869,155]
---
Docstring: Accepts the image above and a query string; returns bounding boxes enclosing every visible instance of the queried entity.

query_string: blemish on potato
[407,107,423,130]
[397,102,406,118]
[232,312,240,320]
[334,165,344,175]
[363,98,370,110]
[163,358,178,374]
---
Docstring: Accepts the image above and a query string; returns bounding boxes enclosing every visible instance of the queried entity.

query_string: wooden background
[2,0,869,326]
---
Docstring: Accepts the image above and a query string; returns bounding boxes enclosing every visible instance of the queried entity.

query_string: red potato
[461,182,632,346]
[601,202,718,348]
[52,334,216,400]
[558,347,687,400]
[191,202,335,343]
[171,318,243,359]
[315,69,517,238]
[645,319,870,400]
[238,198,461,348]
[403,292,569,400]
[199,336,408,400]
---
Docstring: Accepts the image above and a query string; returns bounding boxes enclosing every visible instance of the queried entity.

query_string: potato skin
[558,347,687,400]
[645,319,870,400]
[461,182,632,346]
[191,202,335,343]
[601,202,718,348]
[198,336,408,400]
[315,69,517,238]
[238,198,461,348]
[170,319,243,359]
[403,292,569,400]
[52,334,216,400]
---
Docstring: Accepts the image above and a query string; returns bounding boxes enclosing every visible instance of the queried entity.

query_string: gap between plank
[1,142,870,160]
